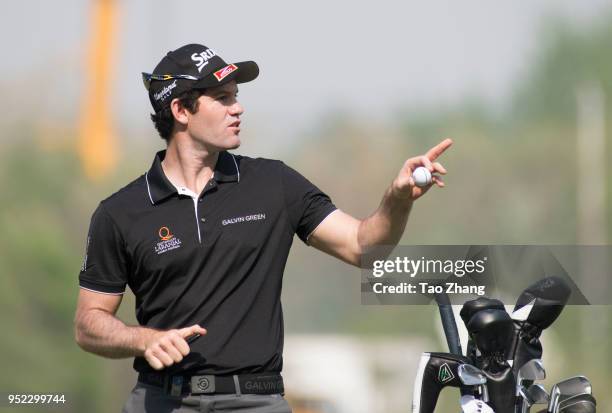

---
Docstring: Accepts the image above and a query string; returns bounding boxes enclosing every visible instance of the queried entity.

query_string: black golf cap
[143,44,259,112]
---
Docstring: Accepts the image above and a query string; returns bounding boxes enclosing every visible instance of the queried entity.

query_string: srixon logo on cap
[214,64,238,82]
[191,49,217,72]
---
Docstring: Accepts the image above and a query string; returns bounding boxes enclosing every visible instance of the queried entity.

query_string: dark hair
[150,88,206,142]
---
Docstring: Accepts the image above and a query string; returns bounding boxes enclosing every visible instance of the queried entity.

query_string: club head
[520,384,549,413]
[458,364,487,386]
[519,359,546,381]
[517,359,546,396]
[549,376,593,413]
[557,376,592,397]
[557,393,596,413]
[526,384,550,405]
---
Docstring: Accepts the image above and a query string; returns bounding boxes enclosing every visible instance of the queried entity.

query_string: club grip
[435,293,462,355]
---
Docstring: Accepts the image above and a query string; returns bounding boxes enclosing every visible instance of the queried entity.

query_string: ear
[170,98,189,126]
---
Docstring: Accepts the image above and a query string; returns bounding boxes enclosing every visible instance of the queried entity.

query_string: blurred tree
[512,12,612,124]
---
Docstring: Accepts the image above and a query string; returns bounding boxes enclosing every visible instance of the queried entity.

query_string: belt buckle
[191,375,215,394]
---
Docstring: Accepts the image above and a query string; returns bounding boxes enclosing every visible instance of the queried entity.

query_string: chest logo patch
[155,226,182,255]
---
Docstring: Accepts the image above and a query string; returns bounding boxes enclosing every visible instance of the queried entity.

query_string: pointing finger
[426,138,453,161]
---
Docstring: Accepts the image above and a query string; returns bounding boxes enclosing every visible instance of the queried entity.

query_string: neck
[161,137,220,195]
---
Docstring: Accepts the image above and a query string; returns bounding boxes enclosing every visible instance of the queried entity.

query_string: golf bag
[412,276,591,413]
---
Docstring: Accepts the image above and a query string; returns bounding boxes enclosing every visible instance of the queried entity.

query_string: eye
[217,93,238,102]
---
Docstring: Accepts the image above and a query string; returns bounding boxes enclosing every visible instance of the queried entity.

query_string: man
[74,43,451,412]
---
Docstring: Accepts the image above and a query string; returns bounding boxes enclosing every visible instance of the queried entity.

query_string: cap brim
[231,61,259,84]
[193,61,259,89]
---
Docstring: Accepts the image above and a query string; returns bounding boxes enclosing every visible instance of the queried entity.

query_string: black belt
[138,372,284,397]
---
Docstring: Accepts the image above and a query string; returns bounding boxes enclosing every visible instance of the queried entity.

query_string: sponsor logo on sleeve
[213,64,238,82]
[155,226,182,254]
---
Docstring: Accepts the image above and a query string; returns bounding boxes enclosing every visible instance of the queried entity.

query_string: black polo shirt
[79,150,337,375]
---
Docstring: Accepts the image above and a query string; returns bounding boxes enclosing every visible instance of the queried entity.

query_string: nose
[229,99,244,117]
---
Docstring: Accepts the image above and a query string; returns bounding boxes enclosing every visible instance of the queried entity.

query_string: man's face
[185,81,244,151]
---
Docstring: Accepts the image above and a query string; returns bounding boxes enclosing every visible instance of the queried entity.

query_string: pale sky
[2,0,611,149]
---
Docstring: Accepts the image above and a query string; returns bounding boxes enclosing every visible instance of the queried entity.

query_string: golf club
[548,376,592,413]
[556,394,596,413]
[517,359,546,395]
[516,360,546,413]
[434,291,462,356]
[458,364,489,402]
[519,384,549,413]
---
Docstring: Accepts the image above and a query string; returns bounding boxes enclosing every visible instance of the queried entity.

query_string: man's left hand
[391,138,453,201]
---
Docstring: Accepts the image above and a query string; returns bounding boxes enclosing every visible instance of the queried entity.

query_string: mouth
[228,120,241,135]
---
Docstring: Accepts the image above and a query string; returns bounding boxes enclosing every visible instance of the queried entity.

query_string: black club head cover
[460,297,506,327]
[512,276,572,330]
[467,309,514,371]
[508,277,570,377]
[460,297,507,362]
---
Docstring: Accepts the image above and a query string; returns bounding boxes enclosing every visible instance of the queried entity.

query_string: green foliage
[512,11,612,124]
[0,136,136,412]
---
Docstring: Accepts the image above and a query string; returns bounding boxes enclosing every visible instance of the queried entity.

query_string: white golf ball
[412,166,432,187]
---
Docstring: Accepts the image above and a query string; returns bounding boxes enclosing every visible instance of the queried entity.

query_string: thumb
[179,324,207,338]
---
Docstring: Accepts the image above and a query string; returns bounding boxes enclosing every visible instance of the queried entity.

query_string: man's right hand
[143,324,207,370]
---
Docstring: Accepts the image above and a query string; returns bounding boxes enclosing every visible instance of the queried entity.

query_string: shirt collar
[214,150,241,183]
[145,150,240,205]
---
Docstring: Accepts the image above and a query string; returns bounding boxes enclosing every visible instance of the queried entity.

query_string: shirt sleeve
[78,203,129,294]
[279,162,337,244]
